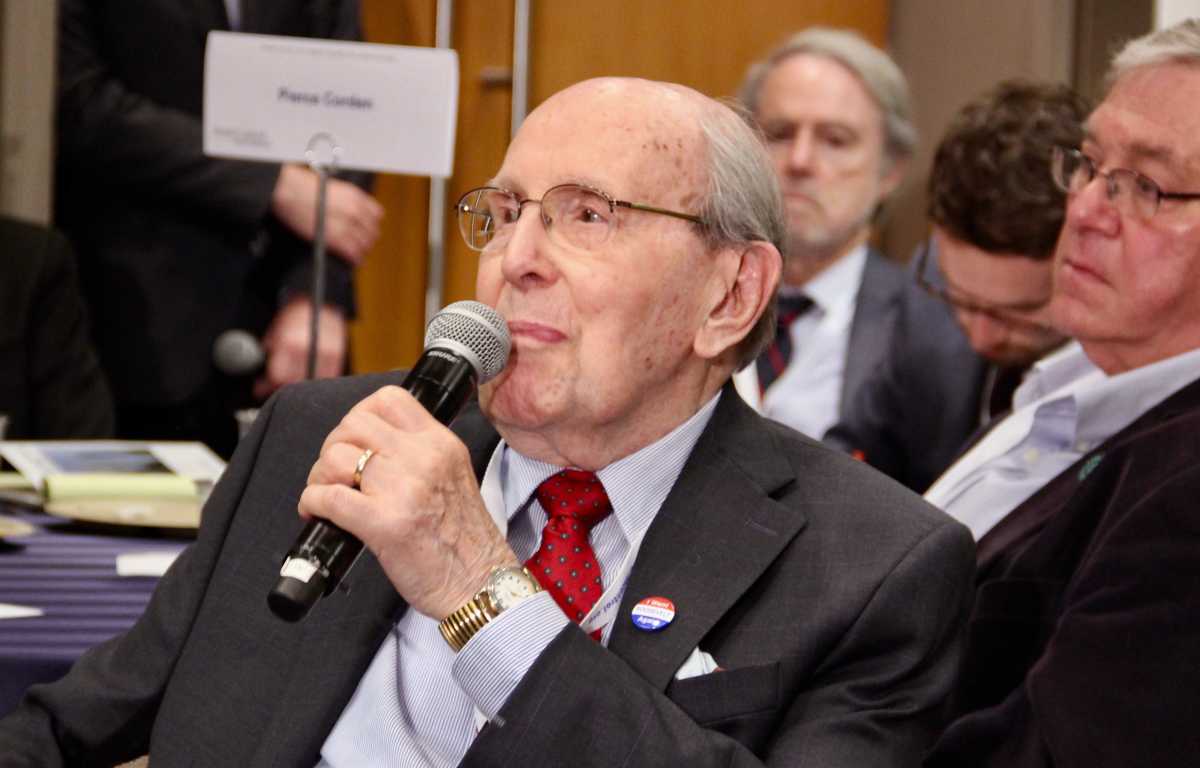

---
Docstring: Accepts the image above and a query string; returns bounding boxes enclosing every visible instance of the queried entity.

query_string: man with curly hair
[827,81,1085,492]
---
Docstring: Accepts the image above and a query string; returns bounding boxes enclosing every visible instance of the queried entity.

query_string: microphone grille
[213,329,265,375]
[424,301,511,383]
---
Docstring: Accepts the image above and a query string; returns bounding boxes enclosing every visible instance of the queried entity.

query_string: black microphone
[213,329,265,376]
[267,301,511,622]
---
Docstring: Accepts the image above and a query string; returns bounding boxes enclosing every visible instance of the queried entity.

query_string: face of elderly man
[755,53,903,260]
[1052,61,1200,373]
[475,79,756,464]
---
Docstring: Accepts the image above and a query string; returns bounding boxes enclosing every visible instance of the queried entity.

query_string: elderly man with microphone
[0,77,971,767]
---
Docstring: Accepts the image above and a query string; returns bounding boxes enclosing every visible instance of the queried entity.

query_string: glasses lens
[458,188,518,251]
[1127,170,1162,219]
[1053,148,1087,194]
[543,185,614,250]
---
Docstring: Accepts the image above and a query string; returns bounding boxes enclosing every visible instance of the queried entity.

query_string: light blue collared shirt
[318,393,721,766]
[926,342,1200,539]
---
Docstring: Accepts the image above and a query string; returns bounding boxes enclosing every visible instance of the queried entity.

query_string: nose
[785,129,817,174]
[1065,172,1121,237]
[960,310,1010,359]
[498,203,557,289]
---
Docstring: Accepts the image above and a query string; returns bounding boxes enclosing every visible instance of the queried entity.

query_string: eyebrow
[1081,127,1178,166]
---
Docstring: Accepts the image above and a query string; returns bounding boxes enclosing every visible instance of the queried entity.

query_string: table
[0,504,191,714]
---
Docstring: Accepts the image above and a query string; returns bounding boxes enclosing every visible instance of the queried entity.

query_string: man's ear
[694,240,782,361]
[879,154,909,199]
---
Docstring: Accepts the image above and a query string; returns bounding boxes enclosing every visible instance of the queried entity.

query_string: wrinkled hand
[271,163,384,266]
[253,296,347,400]
[299,386,518,619]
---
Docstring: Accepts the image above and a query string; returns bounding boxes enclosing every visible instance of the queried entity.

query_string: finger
[298,483,373,541]
[358,385,435,432]
[307,439,367,487]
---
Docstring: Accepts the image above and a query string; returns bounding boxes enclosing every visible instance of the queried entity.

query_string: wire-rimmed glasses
[1050,146,1200,220]
[456,184,706,252]
[914,240,1053,334]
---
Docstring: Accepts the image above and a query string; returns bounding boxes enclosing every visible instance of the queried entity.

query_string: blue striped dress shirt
[317,393,720,766]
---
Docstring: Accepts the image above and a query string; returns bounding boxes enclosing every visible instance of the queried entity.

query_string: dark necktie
[526,469,613,630]
[757,294,815,394]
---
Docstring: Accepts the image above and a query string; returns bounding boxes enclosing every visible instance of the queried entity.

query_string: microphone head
[213,329,265,376]
[425,301,510,383]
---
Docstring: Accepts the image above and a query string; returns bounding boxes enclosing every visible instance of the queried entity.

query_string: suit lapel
[842,248,903,418]
[608,385,807,690]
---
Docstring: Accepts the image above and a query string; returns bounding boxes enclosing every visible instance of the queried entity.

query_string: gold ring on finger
[352,448,375,489]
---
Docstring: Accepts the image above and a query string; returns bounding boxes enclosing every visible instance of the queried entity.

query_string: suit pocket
[665,660,780,726]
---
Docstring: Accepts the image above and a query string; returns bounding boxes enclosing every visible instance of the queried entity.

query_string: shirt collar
[497,391,722,544]
[785,243,867,316]
[1015,341,1200,452]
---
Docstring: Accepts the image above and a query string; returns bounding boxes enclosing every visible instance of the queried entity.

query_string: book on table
[0,441,226,530]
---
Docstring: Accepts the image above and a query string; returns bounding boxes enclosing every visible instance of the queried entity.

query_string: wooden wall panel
[354,0,436,373]
[530,1,888,104]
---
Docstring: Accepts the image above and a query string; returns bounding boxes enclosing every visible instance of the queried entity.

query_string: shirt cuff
[450,591,569,721]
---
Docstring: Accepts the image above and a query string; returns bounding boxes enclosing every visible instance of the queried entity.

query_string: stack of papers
[0,441,225,529]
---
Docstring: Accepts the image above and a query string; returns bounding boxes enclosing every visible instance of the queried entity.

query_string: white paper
[0,602,44,620]
[203,32,459,176]
[115,550,182,578]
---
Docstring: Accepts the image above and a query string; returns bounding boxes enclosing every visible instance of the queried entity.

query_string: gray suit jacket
[840,247,907,423]
[0,374,974,766]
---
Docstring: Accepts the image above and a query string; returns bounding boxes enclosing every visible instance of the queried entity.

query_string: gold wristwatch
[438,565,542,652]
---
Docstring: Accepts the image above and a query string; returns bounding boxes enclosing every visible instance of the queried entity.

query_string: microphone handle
[267,352,479,622]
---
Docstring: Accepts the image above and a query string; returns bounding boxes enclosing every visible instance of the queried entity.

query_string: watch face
[488,567,539,612]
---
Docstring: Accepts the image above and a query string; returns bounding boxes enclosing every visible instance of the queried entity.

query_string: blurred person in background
[733,27,914,438]
[0,214,113,439]
[55,0,383,457]
[827,81,1085,492]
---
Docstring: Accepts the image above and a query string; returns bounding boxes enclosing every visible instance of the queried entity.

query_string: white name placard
[203,32,458,177]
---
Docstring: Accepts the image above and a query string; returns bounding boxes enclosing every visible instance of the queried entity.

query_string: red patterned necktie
[526,469,613,632]
[757,294,815,394]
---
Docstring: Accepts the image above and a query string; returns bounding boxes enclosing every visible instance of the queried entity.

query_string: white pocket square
[673,646,721,680]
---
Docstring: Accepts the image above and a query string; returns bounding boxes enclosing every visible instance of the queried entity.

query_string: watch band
[438,593,496,652]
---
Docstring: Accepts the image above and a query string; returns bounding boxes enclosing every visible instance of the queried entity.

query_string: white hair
[1109,18,1200,86]
[738,26,916,164]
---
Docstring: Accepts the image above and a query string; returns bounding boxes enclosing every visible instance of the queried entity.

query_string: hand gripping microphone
[267,301,511,622]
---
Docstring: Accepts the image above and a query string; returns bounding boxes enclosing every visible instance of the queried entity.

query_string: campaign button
[631,596,676,632]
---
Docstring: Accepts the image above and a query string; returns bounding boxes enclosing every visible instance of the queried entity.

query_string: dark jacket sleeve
[56,0,282,227]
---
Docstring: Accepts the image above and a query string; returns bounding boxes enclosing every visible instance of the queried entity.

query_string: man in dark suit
[0,77,974,766]
[925,20,1200,766]
[56,0,383,457]
[826,82,1085,492]
[0,215,114,439]
[732,28,913,439]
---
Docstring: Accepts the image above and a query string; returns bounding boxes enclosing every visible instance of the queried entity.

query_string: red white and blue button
[631,596,676,632]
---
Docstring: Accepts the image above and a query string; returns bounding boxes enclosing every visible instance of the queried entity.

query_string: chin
[479,369,563,432]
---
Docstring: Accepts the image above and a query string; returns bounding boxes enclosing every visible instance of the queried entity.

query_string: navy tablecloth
[0,504,191,715]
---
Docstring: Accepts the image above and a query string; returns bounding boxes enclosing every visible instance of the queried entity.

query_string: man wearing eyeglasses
[0,78,974,766]
[826,81,1084,493]
[926,20,1200,767]
[731,28,913,439]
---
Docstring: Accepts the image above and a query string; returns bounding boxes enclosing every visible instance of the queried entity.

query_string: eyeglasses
[1051,146,1200,220]
[456,184,706,252]
[914,241,1053,334]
